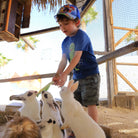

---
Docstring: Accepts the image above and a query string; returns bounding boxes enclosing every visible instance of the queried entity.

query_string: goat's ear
[67,79,74,89]
[70,81,79,93]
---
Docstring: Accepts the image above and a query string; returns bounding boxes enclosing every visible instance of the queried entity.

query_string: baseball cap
[55,4,80,20]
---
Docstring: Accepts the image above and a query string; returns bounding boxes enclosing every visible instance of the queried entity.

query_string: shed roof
[0,0,95,41]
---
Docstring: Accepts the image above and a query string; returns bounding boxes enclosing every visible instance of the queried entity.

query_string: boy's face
[58,18,79,37]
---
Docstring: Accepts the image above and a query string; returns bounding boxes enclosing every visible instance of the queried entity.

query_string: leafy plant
[16,36,39,51]
[0,53,12,67]
[82,7,98,26]
[125,25,138,43]
[81,7,98,31]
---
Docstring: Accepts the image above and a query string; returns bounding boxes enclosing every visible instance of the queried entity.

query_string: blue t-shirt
[62,29,99,80]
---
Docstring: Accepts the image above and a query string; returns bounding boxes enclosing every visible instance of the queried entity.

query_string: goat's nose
[44,94,48,98]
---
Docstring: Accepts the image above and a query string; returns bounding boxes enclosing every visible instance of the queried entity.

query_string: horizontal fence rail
[0,41,137,83]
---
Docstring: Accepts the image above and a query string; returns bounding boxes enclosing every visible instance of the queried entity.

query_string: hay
[33,0,63,10]
[21,0,66,12]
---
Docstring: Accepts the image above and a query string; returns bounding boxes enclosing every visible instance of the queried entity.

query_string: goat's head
[10,90,38,102]
[41,91,54,104]
[60,80,79,99]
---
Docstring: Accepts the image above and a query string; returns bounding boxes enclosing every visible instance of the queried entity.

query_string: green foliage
[125,25,138,43]
[16,40,25,50]
[37,81,53,97]
[0,53,12,67]
[0,36,39,68]
[82,7,98,26]
[15,36,39,50]
[29,36,39,44]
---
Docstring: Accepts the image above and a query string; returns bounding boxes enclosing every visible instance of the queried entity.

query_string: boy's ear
[76,20,80,26]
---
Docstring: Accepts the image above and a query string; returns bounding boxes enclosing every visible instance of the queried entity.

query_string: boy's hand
[52,73,60,85]
[58,72,67,87]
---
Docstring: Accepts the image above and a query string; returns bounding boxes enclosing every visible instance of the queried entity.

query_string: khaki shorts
[74,74,100,107]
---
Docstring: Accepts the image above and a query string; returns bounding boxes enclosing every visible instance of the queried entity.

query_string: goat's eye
[27,92,33,97]
[34,91,37,93]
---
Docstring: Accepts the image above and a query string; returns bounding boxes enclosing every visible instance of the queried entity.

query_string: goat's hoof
[61,126,65,130]
[61,125,69,130]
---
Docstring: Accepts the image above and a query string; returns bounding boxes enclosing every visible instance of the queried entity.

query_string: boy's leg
[80,74,100,123]
[88,104,98,123]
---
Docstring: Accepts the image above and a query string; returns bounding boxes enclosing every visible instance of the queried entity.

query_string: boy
[53,3,100,127]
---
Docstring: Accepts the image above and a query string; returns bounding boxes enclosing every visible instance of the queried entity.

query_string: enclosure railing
[0,41,138,95]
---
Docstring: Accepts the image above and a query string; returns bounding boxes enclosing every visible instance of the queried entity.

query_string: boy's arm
[58,51,82,87]
[52,54,67,85]
[63,51,82,75]
[56,54,67,74]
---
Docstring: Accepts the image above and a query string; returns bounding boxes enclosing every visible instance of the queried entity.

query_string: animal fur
[41,91,67,138]
[10,90,41,122]
[2,116,41,138]
[60,80,106,138]
[37,118,56,138]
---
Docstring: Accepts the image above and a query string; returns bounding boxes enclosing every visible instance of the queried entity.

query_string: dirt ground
[98,106,138,138]
[0,105,138,138]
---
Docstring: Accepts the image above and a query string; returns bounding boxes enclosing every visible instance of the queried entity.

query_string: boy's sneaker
[68,131,75,138]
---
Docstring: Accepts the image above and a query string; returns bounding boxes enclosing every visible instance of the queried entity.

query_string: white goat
[41,91,67,138]
[60,80,106,138]
[38,118,56,138]
[10,90,41,122]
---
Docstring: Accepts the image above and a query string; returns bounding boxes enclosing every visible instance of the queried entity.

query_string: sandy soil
[98,106,138,138]
[0,106,138,138]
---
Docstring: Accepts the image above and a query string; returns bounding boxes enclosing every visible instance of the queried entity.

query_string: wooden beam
[20,26,60,37]
[22,0,32,28]
[67,0,76,5]
[114,31,132,48]
[0,73,55,83]
[116,62,138,66]
[103,0,116,107]
[20,27,60,49]
[97,41,138,64]
[22,37,35,50]
[113,26,138,32]
[117,69,138,92]
[0,41,137,83]
[80,0,96,18]
[19,0,96,38]
[94,51,109,55]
